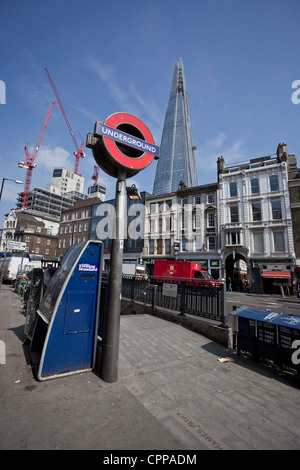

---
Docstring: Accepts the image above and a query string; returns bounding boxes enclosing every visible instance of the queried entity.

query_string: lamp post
[0,178,23,202]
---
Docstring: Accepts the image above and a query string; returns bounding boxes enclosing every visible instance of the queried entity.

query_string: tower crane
[18,101,55,209]
[44,67,85,175]
[92,165,99,184]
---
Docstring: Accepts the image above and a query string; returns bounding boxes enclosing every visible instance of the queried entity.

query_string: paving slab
[0,285,299,451]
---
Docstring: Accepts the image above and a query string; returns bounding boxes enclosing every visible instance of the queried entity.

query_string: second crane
[45,67,85,175]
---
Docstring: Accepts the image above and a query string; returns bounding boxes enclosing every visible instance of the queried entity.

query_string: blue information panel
[30,240,103,381]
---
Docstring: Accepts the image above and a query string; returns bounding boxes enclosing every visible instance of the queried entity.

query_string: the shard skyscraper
[153,58,198,195]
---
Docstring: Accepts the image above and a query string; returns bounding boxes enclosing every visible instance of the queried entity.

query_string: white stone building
[218,145,296,293]
[143,182,221,279]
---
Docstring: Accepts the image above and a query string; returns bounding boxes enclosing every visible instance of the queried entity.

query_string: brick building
[57,197,102,259]
[13,211,59,259]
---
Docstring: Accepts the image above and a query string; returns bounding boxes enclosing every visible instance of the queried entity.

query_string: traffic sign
[87,112,159,178]
[6,240,26,251]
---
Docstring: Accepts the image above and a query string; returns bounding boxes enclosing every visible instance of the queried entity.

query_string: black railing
[120,276,226,325]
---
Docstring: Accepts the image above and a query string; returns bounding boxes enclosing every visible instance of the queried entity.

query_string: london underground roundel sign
[86,112,159,178]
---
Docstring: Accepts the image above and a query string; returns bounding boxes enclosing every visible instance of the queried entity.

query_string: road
[226,291,300,316]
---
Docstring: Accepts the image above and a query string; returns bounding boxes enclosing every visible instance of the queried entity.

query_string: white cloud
[85,56,163,144]
[86,57,127,107]
[196,133,248,184]
[37,146,72,170]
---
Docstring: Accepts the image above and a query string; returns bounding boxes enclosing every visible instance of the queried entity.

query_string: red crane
[19,101,55,209]
[92,165,98,184]
[44,67,85,175]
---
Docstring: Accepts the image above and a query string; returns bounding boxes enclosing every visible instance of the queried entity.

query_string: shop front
[250,258,293,295]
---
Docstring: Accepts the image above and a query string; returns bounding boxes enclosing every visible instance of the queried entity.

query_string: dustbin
[232,306,300,374]
[30,240,103,381]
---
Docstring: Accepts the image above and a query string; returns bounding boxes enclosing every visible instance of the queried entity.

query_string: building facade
[57,197,102,259]
[152,58,198,195]
[89,192,150,275]
[143,182,221,278]
[16,187,89,220]
[0,209,59,259]
[287,151,300,284]
[47,168,85,195]
[218,146,296,294]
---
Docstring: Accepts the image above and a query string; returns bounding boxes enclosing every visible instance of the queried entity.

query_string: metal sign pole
[100,169,127,383]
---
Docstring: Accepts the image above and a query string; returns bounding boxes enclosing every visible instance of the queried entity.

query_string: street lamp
[126,184,141,200]
[0,178,23,202]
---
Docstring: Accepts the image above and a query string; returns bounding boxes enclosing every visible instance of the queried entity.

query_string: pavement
[0,284,300,452]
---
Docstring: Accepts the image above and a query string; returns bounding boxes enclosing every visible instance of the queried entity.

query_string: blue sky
[0,0,299,226]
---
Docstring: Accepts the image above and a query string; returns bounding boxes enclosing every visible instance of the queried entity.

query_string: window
[271,200,282,220]
[25,236,30,242]
[149,240,154,254]
[208,236,215,251]
[273,231,285,252]
[59,240,62,248]
[165,214,172,232]
[74,224,78,233]
[150,218,155,233]
[253,232,264,253]
[194,196,201,205]
[47,239,51,246]
[226,231,241,245]
[182,238,188,251]
[157,239,163,254]
[35,247,40,254]
[193,210,201,230]
[84,223,88,231]
[230,205,239,223]
[252,202,261,221]
[207,194,215,204]
[229,182,237,197]
[251,178,259,194]
[181,212,187,230]
[60,227,63,234]
[194,237,202,251]
[79,224,83,232]
[270,175,279,192]
[165,239,171,254]
[158,218,163,232]
[45,249,49,255]
[207,212,215,227]
[37,237,41,244]
[65,226,68,234]
[159,201,164,212]
[36,227,41,233]
[181,197,189,207]
[150,203,156,214]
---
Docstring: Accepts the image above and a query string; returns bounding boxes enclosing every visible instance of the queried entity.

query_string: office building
[153,58,198,195]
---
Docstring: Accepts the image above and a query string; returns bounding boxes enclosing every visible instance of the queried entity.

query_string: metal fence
[121,276,226,325]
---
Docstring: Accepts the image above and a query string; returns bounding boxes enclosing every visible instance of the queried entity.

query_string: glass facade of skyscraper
[153,58,198,195]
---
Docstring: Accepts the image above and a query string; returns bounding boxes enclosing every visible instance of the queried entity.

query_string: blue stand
[30,240,103,381]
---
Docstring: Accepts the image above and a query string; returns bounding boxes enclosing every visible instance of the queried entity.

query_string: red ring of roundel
[103,113,155,170]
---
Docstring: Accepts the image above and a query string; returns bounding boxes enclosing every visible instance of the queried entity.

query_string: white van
[0,253,42,283]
